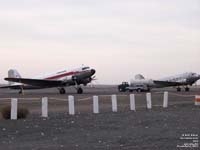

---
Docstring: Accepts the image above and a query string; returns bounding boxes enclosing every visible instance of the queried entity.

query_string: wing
[4,78,64,88]
[154,80,183,87]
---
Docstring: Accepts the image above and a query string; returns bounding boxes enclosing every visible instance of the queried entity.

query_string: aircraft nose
[91,69,96,75]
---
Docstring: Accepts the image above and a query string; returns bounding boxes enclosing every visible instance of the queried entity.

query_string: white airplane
[0,65,96,94]
[130,72,200,92]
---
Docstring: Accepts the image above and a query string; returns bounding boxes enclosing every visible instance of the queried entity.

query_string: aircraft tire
[59,88,66,94]
[77,88,83,94]
[185,87,190,92]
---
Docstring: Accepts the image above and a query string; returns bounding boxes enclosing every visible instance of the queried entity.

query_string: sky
[0,0,200,84]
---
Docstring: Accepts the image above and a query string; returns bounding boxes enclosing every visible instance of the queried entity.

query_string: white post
[42,97,48,117]
[112,95,117,112]
[146,93,152,109]
[163,92,168,108]
[130,94,136,111]
[68,96,75,115]
[93,96,99,114]
[11,98,18,120]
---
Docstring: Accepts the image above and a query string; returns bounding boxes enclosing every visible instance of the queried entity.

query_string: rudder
[8,69,22,85]
[135,74,145,80]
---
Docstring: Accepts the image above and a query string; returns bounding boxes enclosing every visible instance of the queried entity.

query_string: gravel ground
[0,104,200,150]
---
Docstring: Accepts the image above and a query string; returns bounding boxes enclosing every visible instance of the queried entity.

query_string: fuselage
[159,72,200,86]
[130,72,200,89]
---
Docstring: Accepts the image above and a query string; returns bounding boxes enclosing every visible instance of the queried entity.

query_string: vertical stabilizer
[8,69,22,85]
[135,74,145,80]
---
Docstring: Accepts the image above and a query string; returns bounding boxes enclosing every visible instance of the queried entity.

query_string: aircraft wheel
[177,87,181,92]
[19,90,22,94]
[137,89,142,92]
[185,87,190,92]
[59,88,66,94]
[77,88,83,94]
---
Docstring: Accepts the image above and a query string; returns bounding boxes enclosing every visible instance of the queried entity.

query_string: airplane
[129,72,200,92]
[0,65,96,94]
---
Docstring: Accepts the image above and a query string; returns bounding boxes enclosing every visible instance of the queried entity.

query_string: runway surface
[0,86,200,149]
[0,86,199,114]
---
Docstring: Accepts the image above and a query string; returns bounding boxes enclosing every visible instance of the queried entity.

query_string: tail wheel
[77,88,83,94]
[19,90,22,94]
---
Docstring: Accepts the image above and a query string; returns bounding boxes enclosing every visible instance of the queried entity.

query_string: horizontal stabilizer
[8,69,22,85]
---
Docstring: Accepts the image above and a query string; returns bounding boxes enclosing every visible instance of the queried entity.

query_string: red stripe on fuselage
[44,70,88,80]
[45,71,79,80]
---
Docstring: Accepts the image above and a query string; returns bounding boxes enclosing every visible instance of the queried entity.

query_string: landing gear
[19,86,24,95]
[177,87,190,92]
[59,88,66,94]
[177,87,181,92]
[74,81,83,94]
[19,90,22,94]
[77,87,83,94]
[185,87,190,92]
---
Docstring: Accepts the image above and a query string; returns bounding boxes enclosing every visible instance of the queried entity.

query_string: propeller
[91,76,97,81]
[88,76,99,87]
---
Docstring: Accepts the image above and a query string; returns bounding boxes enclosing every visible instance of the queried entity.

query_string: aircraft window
[82,67,89,70]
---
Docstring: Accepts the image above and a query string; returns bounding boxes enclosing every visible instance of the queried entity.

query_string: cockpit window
[82,67,89,70]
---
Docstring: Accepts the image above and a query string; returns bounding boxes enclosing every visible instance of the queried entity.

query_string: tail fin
[8,69,22,85]
[135,74,145,80]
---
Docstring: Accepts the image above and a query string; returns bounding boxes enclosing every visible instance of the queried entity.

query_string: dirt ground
[0,86,200,150]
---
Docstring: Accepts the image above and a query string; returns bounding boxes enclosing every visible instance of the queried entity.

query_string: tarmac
[0,86,200,150]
